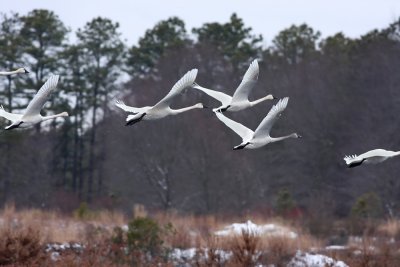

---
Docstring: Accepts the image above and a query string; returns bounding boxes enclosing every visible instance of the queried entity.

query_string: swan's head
[292,133,301,138]
[196,103,207,109]
[266,94,277,100]
[60,112,69,117]
[17,68,29,74]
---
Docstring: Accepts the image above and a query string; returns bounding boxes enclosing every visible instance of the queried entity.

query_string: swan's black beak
[298,134,302,138]
[23,68,29,73]
[273,96,278,99]
[203,105,209,109]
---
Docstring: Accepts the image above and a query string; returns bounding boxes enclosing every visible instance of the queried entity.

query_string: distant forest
[0,10,400,219]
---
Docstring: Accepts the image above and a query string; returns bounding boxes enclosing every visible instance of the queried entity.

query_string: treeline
[1,10,400,219]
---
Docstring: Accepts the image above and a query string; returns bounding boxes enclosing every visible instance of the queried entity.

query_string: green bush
[73,202,91,219]
[111,217,174,264]
[275,188,295,215]
[351,192,382,218]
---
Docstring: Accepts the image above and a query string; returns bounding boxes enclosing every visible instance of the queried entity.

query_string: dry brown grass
[0,203,128,244]
[4,204,400,266]
[0,210,46,265]
[378,219,400,238]
[154,211,220,248]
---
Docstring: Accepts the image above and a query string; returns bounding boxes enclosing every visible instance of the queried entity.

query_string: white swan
[192,59,276,112]
[116,69,205,125]
[215,97,301,150]
[0,67,29,76]
[344,149,400,168]
[0,75,68,130]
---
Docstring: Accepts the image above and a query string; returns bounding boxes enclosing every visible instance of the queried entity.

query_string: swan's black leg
[233,142,250,150]
[5,121,23,130]
[218,105,231,112]
[125,113,146,126]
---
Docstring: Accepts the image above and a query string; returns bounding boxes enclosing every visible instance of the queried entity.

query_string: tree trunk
[87,80,98,202]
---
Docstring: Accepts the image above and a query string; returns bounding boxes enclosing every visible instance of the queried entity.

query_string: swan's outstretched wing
[0,105,22,122]
[253,97,289,139]
[115,100,150,114]
[23,75,59,118]
[215,111,253,141]
[231,60,259,103]
[192,82,232,106]
[152,69,198,110]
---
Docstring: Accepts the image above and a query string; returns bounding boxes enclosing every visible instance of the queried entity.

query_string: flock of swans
[0,60,398,168]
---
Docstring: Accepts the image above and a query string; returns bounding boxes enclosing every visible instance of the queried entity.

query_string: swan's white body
[0,75,68,130]
[215,97,300,150]
[116,69,205,125]
[0,68,29,76]
[192,60,275,112]
[344,149,400,168]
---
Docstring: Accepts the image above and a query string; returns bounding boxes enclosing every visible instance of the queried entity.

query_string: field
[0,203,399,266]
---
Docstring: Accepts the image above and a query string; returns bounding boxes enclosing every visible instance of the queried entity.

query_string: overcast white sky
[3,0,400,46]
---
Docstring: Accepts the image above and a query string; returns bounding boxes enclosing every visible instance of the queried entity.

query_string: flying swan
[0,68,29,76]
[116,69,205,125]
[0,75,68,130]
[344,149,400,168]
[215,97,301,150]
[192,59,276,112]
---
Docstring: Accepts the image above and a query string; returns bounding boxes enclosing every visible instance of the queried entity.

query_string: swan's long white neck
[0,70,19,76]
[391,151,400,157]
[270,133,298,143]
[170,104,203,115]
[249,95,274,107]
[42,112,69,121]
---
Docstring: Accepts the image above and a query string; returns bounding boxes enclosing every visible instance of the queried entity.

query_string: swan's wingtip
[188,68,198,76]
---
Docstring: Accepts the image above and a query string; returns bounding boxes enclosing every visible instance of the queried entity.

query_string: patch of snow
[349,236,363,243]
[171,248,233,263]
[215,220,297,239]
[46,242,84,253]
[121,224,129,232]
[325,245,348,250]
[50,252,60,261]
[171,248,197,261]
[287,251,349,267]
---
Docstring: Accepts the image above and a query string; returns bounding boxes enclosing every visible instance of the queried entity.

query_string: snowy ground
[287,251,348,267]
[170,248,349,267]
[214,220,298,239]
[43,220,352,266]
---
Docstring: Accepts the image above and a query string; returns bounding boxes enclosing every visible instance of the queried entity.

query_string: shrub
[74,202,91,220]
[275,189,295,216]
[111,217,174,264]
[351,192,382,219]
[0,226,44,265]
[229,231,261,266]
